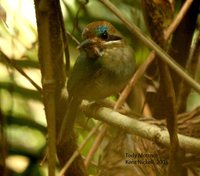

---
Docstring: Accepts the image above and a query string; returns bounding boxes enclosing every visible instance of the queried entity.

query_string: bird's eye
[100,31,108,40]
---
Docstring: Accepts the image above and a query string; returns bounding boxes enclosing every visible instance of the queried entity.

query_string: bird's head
[77,21,123,55]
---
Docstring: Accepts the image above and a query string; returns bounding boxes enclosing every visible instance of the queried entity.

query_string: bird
[58,21,136,143]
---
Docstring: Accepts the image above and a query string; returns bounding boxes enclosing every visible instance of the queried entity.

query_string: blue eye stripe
[96,25,108,36]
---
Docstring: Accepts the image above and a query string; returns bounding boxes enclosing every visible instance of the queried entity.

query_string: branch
[0,51,42,92]
[82,103,200,154]
[84,124,108,168]
[177,28,200,112]
[164,0,193,40]
[59,123,101,176]
[34,1,57,176]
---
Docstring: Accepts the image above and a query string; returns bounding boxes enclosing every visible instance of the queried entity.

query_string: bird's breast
[100,45,135,81]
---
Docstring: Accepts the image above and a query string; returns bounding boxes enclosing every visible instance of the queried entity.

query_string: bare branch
[82,103,200,154]
[0,51,42,92]
[59,123,101,176]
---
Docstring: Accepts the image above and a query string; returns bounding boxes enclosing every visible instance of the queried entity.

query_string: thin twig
[0,51,42,92]
[66,30,80,45]
[115,51,155,108]
[59,123,102,176]
[84,124,108,168]
[164,0,193,40]
[177,27,200,112]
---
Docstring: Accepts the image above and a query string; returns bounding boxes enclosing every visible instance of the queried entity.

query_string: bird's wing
[67,52,104,96]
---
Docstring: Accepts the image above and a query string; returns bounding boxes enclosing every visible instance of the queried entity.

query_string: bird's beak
[77,39,95,49]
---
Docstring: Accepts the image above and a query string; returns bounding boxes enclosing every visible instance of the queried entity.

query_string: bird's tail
[57,97,81,144]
